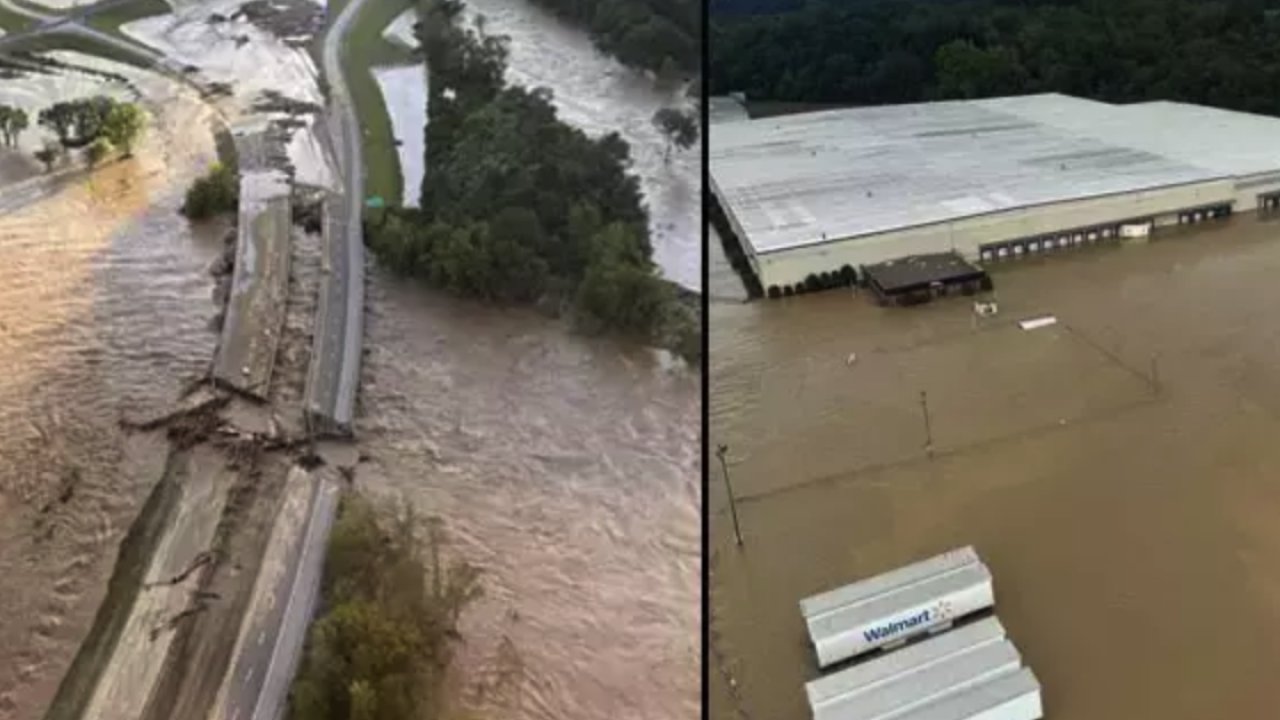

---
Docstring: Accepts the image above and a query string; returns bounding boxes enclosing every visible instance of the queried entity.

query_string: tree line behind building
[711,0,1280,116]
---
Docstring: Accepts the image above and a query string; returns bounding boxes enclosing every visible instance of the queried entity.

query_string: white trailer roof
[803,548,995,667]
[802,547,982,621]
[809,639,1021,720]
[806,617,1007,711]
[892,667,1043,720]
[710,93,1267,256]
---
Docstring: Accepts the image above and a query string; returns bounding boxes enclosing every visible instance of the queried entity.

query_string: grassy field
[85,0,171,37]
[339,0,417,208]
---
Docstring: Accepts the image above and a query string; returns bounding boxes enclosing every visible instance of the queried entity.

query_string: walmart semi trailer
[800,547,994,668]
[805,617,1041,720]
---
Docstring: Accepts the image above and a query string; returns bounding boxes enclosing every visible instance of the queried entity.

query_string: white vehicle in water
[1120,222,1153,238]
[800,547,995,668]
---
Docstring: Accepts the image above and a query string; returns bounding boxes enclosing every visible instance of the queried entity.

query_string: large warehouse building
[709,93,1280,294]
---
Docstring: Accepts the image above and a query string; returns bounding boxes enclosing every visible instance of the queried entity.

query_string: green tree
[0,106,28,147]
[103,103,145,157]
[574,222,670,335]
[10,107,28,147]
[288,496,481,720]
[182,163,239,219]
[85,136,113,168]
[38,103,76,145]
[526,0,698,75]
[651,106,698,160]
[37,97,119,148]
[34,141,63,173]
[71,97,116,146]
[0,106,10,147]
[934,39,1028,99]
[378,1,693,360]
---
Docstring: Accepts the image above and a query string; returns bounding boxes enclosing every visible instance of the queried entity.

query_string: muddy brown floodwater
[353,3,702,717]
[0,74,222,719]
[355,268,700,720]
[710,216,1280,720]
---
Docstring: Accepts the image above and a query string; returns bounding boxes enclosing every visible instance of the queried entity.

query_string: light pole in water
[920,390,934,456]
[716,444,743,547]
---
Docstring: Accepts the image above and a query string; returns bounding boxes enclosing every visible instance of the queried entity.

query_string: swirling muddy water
[357,271,701,720]
[464,0,701,291]
[0,68,222,718]
[710,218,1280,720]
[0,5,701,719]
[351,5,701,718]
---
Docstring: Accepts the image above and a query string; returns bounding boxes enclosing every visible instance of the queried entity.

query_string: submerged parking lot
[710,215,1280,720]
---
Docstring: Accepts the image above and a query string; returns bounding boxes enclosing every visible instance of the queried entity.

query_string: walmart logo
[862,600,952,643]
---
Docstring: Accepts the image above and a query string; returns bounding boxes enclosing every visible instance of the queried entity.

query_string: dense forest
[528,0,699,76]
[711,0,1280,115]
[365,0,699,363]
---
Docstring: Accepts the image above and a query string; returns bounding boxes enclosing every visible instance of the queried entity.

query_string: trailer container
[809,640,1020,720]
[806,617,1008,720]
[891,667,1043,720]
[801,547,994,667]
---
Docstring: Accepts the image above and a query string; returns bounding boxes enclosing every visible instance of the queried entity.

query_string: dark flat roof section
[862,253,987,296]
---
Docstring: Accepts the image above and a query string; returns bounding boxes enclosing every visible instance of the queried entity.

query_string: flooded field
[0,67,222,718]
[710,216,1280,720]
[122,0,335,190]
[355,270,701,720]
[464,0,700,291]
[371,63,426,208]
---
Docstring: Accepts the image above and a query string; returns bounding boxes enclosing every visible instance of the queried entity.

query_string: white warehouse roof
[709,93,1280,256]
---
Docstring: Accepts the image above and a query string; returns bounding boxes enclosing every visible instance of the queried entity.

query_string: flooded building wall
[740,177,1234,291]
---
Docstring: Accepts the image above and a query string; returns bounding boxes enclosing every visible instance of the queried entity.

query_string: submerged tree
[34,141,63,173]
[652,106,698,160]
[103,103,145,157]
[38,103,76,145]
[85,137,113,168]
[182,163,239,219]
[37,96,124,148]
[287,496,482,720]
[0,106,29,148]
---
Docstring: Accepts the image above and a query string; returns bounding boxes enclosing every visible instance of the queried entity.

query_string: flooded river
[356,270,700,720]
[0,70,222,718]
[709,217,1280,720]
[351,5,702,718]
[464,0,701,291]
[0,3,701,718]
